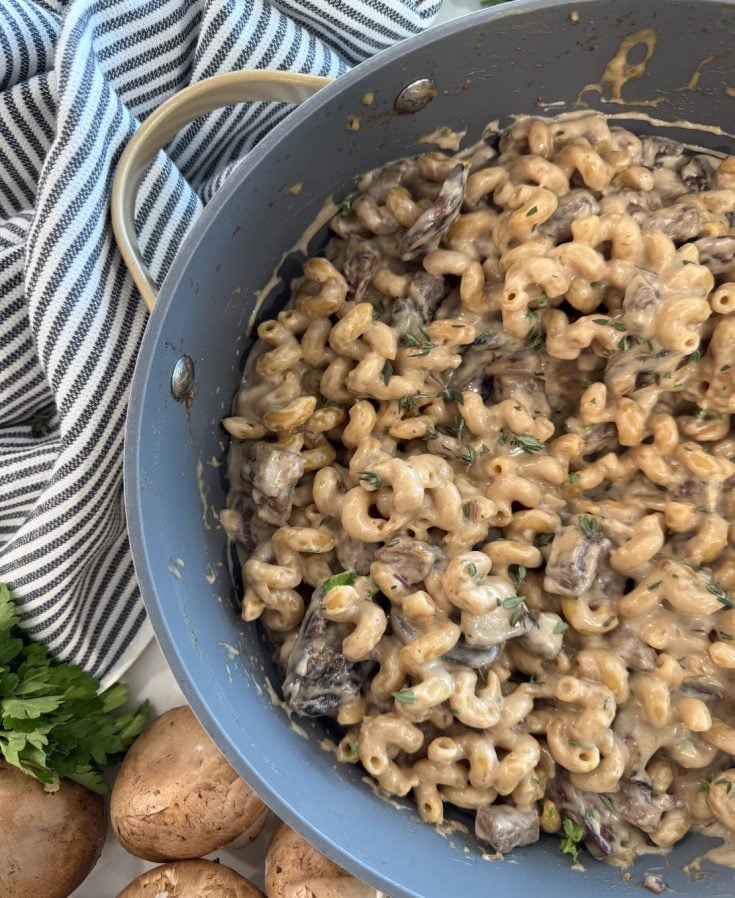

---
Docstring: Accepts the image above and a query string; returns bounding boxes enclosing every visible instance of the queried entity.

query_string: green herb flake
[698,778,711,794]
[382,361,393,385]
[720,631,734,641]
[0,583,149,793]
[567,471,581,484]
[467,562,478,577]
[721,364,731,372]
[599,795,616,813]
[439,388,464,404]
[688,350,702,362]
[593,318,609,326]
[559,818,585,865]
[578,515,599,537]
[475,329,491,344]
[402,328,433,357]
[647,580,663,591]
[513,565,527,585]
[458,445,477,466]
[424,425,439,441]
[553,620,569,635]
[537,533,554,547]
[715,778,734,794]
[398,394,416,413]
[527,330,545,352]
[512,433,544,453]
[320,515,334,527]
[502,595,525,609]
[323,571,358,592]
[447,415,466,437]
[339,197,352,217]
[591,281,608,290]
[392,689,416,704]
[526,204,538,217]
[357,471,382,489]
[372,300,385,320]
[708,583,734,609]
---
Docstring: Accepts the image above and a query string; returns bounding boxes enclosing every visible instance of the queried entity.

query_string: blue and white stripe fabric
[0,0,440,683]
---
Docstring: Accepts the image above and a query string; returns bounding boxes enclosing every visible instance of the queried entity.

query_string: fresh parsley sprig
[0,583,149,793]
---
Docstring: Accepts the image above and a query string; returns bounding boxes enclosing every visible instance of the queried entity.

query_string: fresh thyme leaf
[382,361,393,385]
[600,795,616,813]
[567,471,581,484]
[402,329,433,356]
[719,631,734,641]
[392,689,416,704]
[694,408,708,420]
[559,818,585,865]
[372,300,385,320]
[553,620,569,635]
[688,350,702,361]
[617,335,628,352]
[511,434,544,453]
[320,515,333,527]
[0,583,149,793]
[526,204,538,217]
[591,281,607,290]
[475,329,491,344]
[714,777,733,794]
[424,425,439,440]
[708,583,734,608]
[526,309,539,327]
[462,501,472,519]
[467,562,478,577]
[698,777,711,794]
[501,596,525,609]
[438,388,464,404]
[398,395,416,413]
[513,565,527,585]
[323,571,358,592]
[357,471,382,489]
[612,322,627,332]
[447,415,465,437]
[537,533,554,547]
[593,318,609,326]
[647,580,662,591]
[458,445,477,465]
[578,515,599,537]
[339,197,352,217]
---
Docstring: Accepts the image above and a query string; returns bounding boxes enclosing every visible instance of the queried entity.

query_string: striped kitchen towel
[0,0,441,684]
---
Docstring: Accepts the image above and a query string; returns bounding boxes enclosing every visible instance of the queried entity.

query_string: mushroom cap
[0,761,106,898]
[116,859,264,898]
[111,705,268,861]
[265,823,350,898]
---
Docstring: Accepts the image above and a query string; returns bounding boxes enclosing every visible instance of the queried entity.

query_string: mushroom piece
[116,859,263,898]
[266,823,384,898]
[110,706,268,862]
[543,525,609,597]
[475,805,540,854]
[0,761,106,898]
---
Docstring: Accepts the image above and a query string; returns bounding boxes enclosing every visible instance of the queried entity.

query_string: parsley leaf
[0,583,149,793]
[559,818,585,865]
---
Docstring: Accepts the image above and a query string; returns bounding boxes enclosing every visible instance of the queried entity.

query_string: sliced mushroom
[517,611,565,660]
[246,447,305,526]
[374,537,441,585]
[615,779,679,833]
[475,804,540,854]
[645,203,703,242]
[681,154,717,192]
[640,136,684,169]
[610,624,657,671]
[543,525,609,597]
[539,189,600,242]
[399,163,468,260]
[335,532,377,576]
[693,236,735,275]
[282,588,372,717]
[343,237,381,301]
[391,608,499,669]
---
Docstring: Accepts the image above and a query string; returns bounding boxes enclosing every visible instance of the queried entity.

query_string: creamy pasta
[221,111,735,868]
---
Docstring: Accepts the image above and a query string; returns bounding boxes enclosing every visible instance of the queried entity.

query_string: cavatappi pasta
[222,111,735,867]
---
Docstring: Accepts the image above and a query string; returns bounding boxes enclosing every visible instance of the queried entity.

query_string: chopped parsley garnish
[578,515,599,537]
[559,819,585,865]
[323,571,358,592]
[0,583,149,792]
[512,434,544,453]
[382,361,393,385]
[357,471,382,488]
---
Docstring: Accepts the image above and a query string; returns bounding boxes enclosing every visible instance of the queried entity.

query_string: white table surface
[72,2,479,894]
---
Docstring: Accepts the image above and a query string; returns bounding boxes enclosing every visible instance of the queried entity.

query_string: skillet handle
[111,71,332,312]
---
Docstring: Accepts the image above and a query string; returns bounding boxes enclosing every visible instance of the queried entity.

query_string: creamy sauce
[418,125,468,151]
[219,641,240,661]
[167,557,184,580]
[346,114,361,132]
[677,54,722,92]
[282,180,304,196]
[196,459,213,531]
[361,90,375,106]
[577,27,665,108]
[248,195,339,334]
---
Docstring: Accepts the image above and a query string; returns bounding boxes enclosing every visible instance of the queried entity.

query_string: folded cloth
[0,0,440,683]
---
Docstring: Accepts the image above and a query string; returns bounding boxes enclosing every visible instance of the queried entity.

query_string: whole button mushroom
[111,705,268,861]
[0,761,106,898]
[266,823,385,898]
[116,859,263,898]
